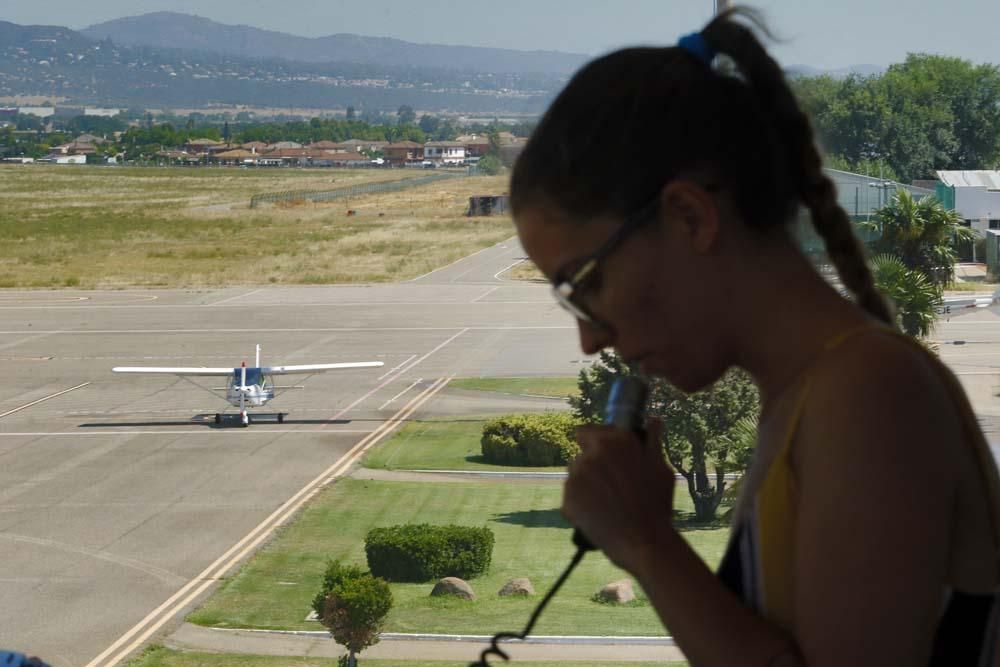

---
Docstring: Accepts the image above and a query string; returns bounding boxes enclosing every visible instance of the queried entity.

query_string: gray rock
[597,579,635,604]
[431,577,476,600]
[498,577,535,597]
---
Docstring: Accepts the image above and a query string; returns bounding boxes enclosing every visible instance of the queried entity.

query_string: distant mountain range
[0,13,888,114]
[81,12,589,76]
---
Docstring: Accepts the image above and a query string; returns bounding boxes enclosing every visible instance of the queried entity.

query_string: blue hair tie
[678,32,716,67]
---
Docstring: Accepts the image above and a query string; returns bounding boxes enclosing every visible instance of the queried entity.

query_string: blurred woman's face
[514,204,728,393]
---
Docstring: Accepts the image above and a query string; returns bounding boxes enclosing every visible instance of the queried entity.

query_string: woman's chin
[642,359,714,394]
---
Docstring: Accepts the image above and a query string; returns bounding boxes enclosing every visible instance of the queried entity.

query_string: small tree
[860,189,975,287]
[572,351,760,522]
[870,253,942,338]
[477,154,502,175]
[313,561,393,667]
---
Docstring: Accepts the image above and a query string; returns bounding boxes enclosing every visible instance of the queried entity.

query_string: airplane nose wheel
[241,411,250,427]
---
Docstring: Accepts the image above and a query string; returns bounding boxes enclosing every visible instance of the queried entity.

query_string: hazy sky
[2,0,998,70]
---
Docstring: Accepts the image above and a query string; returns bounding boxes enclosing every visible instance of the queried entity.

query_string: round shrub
[365,524,494,583]
[481,412,581,466]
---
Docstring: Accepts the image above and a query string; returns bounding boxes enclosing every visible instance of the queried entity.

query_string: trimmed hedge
[480,412,581,466]
[365,524,494,582]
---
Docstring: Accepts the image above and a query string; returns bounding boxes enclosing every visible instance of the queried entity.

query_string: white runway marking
[407,237,513,282]
[493,258,526,281]
[377,354,417,380]
[85,375,453,667]
[0,382,91,420]
[379,378,422,410]
[207,288,264,306]
[323,329,465,425]
[471,285,501,302]
[393,328,468,378]
[0,331,55,352]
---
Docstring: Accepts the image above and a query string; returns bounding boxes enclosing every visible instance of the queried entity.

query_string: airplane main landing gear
[277,413,284,424]
[214,413,222,424]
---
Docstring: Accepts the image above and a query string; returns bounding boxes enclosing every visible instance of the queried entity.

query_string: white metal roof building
[936,170,1000,190]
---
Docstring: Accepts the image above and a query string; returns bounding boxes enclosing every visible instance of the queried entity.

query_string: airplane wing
[112,367,236,376]
[261,362,384,375]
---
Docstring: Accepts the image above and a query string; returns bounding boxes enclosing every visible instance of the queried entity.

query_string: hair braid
[800,173,896,326]
[702,8,896,327]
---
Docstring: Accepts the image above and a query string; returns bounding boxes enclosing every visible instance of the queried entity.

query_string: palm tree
[870,254,943,339]
[860,189,976,288]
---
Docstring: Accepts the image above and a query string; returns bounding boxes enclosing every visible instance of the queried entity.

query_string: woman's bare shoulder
[798,328,965,483]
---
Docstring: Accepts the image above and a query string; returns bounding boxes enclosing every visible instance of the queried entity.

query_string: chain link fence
[249,171,464,208]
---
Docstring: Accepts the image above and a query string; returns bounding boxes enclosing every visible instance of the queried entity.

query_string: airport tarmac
[0,238,592,666]
[3,236,1000,665]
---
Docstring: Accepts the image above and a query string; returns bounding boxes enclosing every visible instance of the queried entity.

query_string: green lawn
[449,377,579,400]
[363,377,585,472]
[127,647,687,667]
[188,478,729,637]
[362,416,567,472]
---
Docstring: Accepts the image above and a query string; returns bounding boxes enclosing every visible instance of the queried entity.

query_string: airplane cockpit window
[233,368,264,386]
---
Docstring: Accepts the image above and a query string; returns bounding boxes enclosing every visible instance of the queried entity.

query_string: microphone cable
[470,544,589,665]
[470,376,649,666]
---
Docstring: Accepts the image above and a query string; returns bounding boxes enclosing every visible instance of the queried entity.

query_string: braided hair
[510,7,895,326]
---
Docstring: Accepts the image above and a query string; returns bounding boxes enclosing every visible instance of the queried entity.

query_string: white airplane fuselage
[227,368,275,407]
[226,384,275,407]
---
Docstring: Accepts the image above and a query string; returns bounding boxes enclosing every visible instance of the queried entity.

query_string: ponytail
[701,9,896,327]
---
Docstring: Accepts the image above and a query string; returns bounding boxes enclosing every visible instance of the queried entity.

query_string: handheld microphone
[572,376,649,551]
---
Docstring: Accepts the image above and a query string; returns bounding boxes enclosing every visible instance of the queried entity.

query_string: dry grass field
[0,165,515,288]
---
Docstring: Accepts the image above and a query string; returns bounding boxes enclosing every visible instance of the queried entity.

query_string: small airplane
[112,345,384,426]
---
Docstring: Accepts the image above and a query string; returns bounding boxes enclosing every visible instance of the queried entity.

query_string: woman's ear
[659,180,721,253]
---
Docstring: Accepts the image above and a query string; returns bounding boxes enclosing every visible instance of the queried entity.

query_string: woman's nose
[578,319,613,355]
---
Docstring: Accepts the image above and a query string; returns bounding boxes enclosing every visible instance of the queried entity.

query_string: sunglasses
[550,198,661,329]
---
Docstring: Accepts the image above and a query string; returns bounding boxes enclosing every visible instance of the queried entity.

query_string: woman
[510,7,1000,666]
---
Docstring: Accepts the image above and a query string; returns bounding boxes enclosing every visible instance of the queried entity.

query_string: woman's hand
[562,418,676,575]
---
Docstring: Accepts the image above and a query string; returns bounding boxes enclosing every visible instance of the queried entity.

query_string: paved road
[0,237,597,666]
[4,243,1000,665]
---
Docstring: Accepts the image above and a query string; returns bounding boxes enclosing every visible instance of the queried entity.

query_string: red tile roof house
[456,134,491,158]
[340,138,389,153]
[424,141,466,165]
[52,141,97,155]
[383,140,424,166]
[309,140,349,152]
[209,149,257,166]
[183,138,226,155]
[241,141,270,153]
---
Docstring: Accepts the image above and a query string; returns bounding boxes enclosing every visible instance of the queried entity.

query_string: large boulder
[498,578,535,597]
[596,579,635,604]
[431,577,475,600]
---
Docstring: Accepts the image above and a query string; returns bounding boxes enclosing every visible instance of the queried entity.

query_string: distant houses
[9,131,528,168]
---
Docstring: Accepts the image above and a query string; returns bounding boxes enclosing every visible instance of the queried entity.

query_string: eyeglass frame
[550,197,662,329]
